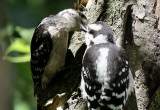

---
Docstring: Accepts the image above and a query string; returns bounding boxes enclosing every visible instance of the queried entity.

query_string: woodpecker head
[85,21,114,47]
[57,9,88,31]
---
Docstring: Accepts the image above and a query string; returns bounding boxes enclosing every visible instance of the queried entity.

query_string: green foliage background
[0,0,75,110]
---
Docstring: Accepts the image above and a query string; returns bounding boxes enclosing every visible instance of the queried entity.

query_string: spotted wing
[30,24,52,86]
[81,45,103,109]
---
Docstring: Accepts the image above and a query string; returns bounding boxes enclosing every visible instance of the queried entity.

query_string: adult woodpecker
[30,9,88,94]
[80,21,134,110]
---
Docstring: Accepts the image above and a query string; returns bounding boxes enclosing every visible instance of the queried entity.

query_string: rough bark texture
[131,0,160,110]
[38,0,160,110]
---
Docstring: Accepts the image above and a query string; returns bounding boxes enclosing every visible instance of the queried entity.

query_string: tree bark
[38,0,160,110]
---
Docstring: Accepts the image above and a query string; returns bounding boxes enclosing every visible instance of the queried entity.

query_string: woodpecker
[30,9,88,94]
[80,21,134,110]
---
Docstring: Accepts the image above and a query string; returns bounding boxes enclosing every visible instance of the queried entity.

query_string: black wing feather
[30,24,52,86]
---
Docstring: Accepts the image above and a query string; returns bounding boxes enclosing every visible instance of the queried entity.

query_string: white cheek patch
[85,33,108,46]
[92,34,108,44]
[89,24,102,31]
[85,33,94,46]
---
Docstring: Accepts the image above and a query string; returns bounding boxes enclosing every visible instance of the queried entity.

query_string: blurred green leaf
[15,26,34,43]
[5,38,30,54]
[3,38,30,63]
[3,54,30,63]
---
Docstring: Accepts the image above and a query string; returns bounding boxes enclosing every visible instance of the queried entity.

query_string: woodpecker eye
[78,12,87,20]
[88,30,94,34]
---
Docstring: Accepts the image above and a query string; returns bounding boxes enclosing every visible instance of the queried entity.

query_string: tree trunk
[38,0,160,110]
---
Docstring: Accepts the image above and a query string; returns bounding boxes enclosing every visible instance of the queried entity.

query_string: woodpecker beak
[81,24,88,32]
[78,11,88,32]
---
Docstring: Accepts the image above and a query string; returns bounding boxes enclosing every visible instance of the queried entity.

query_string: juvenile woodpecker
[30,9,88,93]
[80,21,134,110]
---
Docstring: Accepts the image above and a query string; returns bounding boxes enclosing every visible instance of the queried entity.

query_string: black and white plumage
[30,9,88,94]
[80,21,134,110]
